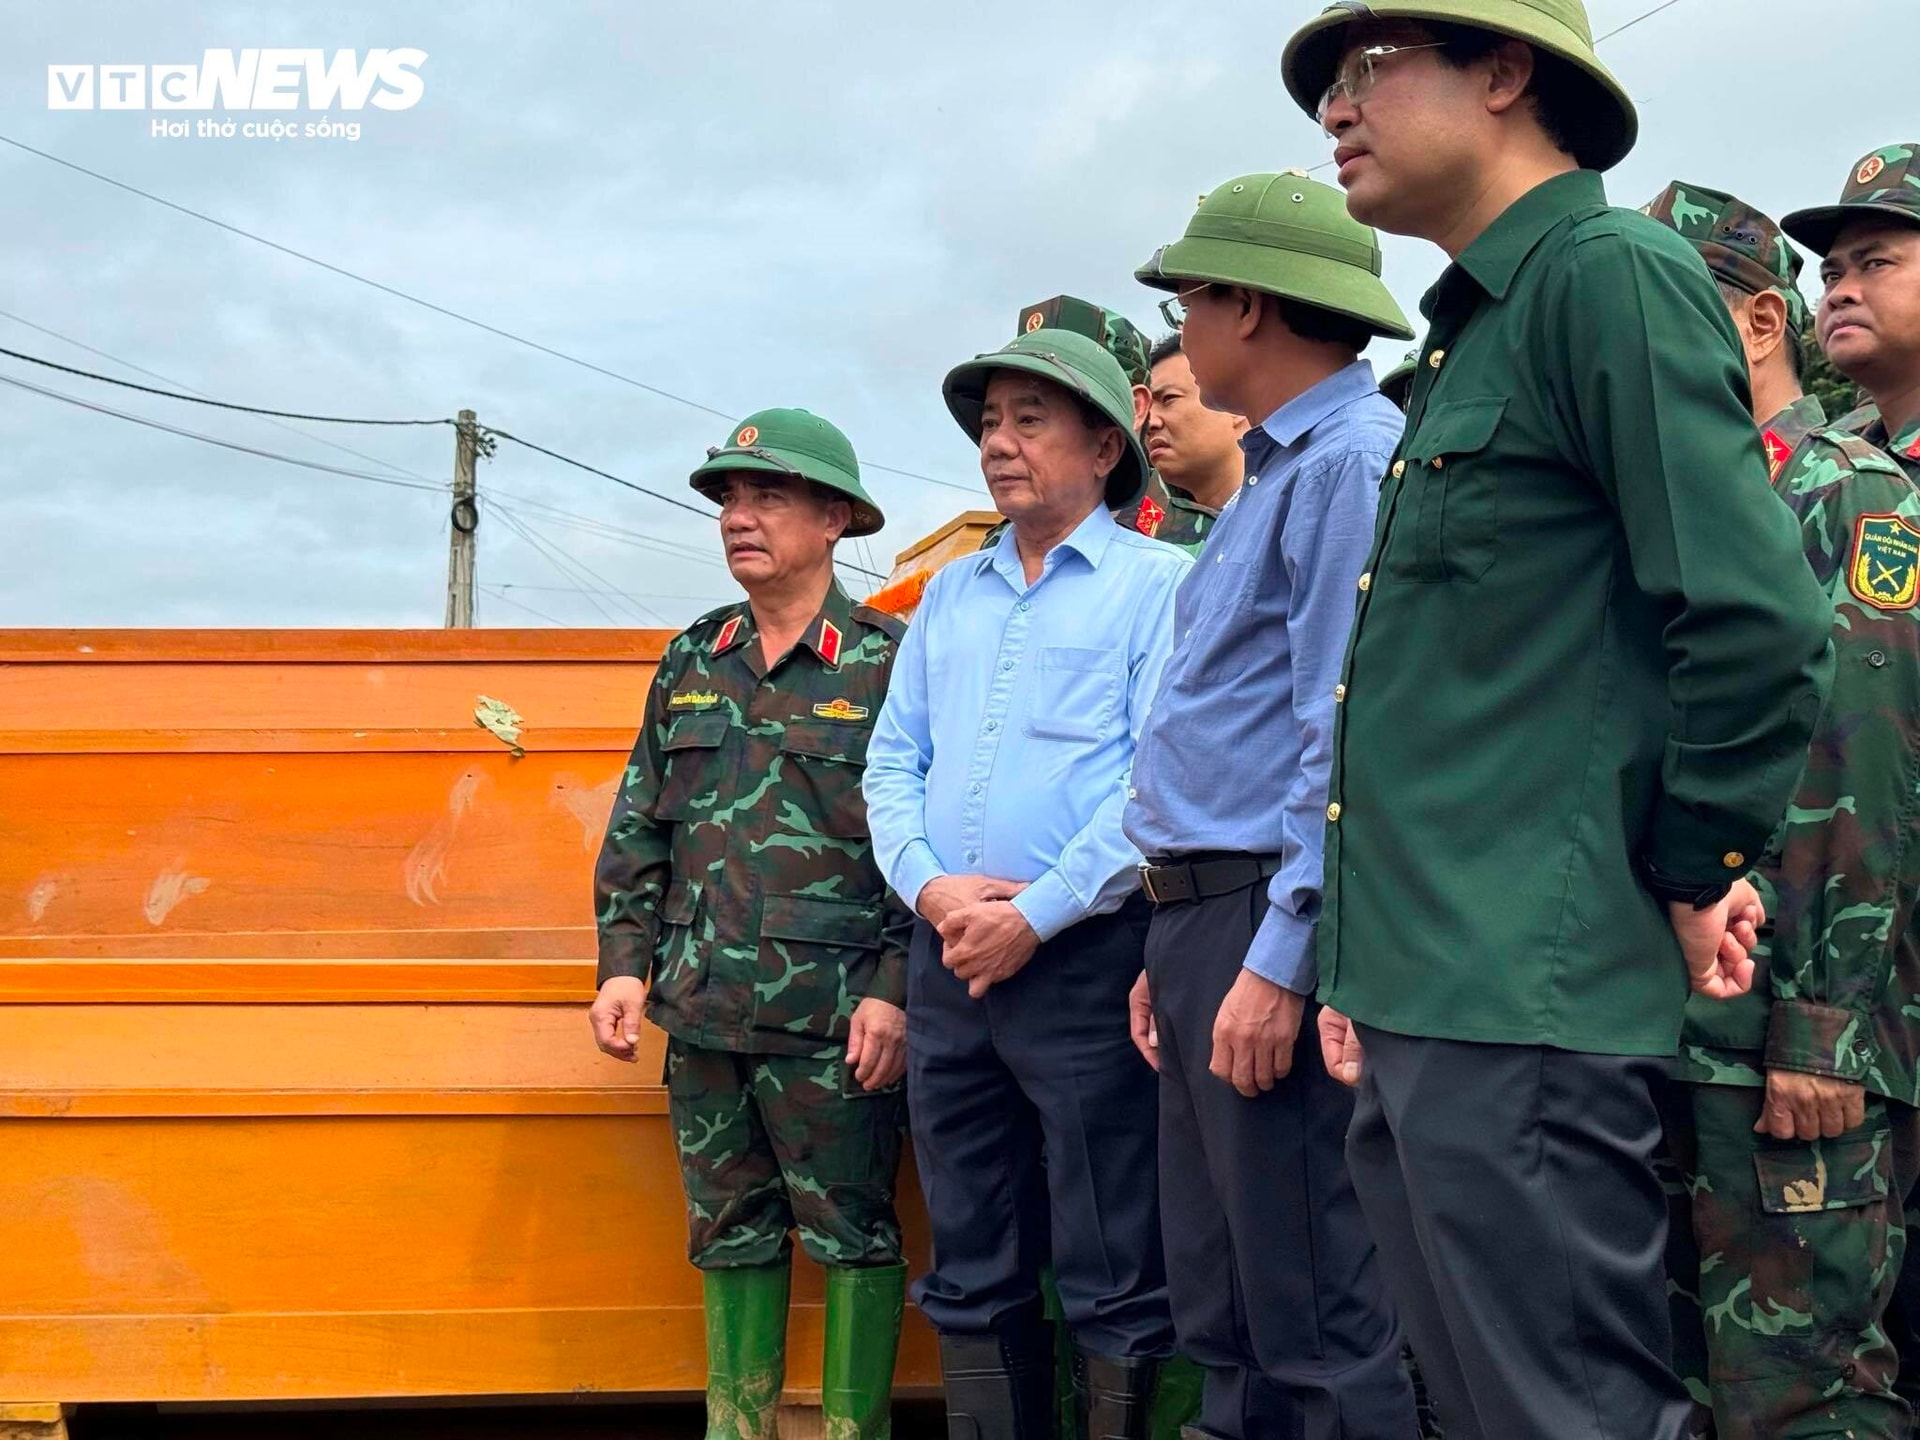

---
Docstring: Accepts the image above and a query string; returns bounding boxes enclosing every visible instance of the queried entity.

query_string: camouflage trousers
[665,1038,905,1271]
[1659,1079,1920,1439]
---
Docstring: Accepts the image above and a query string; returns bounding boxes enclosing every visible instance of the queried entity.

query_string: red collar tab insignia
[1848,512,1920,612]
[812,697,870,722]
[1906,434,1920,461]
[1135,496,1166,537]
[816,619,843,668]
[1762,429,1790,480]
[735,424,759,447]
[1859,155,1887,186]
[712,615,745,653]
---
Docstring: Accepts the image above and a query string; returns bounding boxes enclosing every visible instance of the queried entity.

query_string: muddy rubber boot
[1072,1346,1159,1440]
[939,1307,1055,1440]
[821,1262,907,1440]
[703,1263,791,1440]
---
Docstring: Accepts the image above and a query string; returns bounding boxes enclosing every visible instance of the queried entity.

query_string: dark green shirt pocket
[658,711,730,821]
[1391,397,1507,585]
[780,721,871,839]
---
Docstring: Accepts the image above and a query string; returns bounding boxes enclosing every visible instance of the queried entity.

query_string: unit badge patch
[1848,513,1920,611]
[812,698,870,722]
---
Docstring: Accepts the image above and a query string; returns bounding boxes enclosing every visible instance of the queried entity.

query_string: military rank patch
[812,698,870,722]
[816,619,843,667]
[712,615,745,653]
[669,690,720,709]
[1135,495,1165,537]
[1848,513,1920,611]
[1761,428,1790,481]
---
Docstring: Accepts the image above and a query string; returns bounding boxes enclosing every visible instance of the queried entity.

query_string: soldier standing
[1644,181,1920,1440]
[1142,332,1248,518]
[1282,1,1835,1434]
[590,409,910,1440]
[1785,145,1920,484]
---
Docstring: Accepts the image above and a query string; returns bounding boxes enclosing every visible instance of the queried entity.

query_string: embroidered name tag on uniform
[812,698,870,722]
[1848,514,1920,611]
[670,690,721,709]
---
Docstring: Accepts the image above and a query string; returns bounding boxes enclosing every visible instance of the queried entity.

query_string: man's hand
[1671,877,1766,1000]
[938,900,1040,999]
[1209,969,1305,1098]
[1755,1068,1868,1141]
[917,875,1027,929]
[1318,1006,1364,1087]
[590,975,647,1061]
[846,997,907,1091]
[1129,970,1158,1071]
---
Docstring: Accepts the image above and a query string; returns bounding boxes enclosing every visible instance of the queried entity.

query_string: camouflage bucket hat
[1135,172,1413,341]
[942,328,1150,511]
[1280,0,1637,173]
[1640,181,1808,333]
[690,407,884,537]
[1782,144,1920,257]
[1018,296,1152,390]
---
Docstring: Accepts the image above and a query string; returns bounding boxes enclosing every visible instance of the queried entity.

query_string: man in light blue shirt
[865,327,1188,1440]
[1127,174,1419,1440]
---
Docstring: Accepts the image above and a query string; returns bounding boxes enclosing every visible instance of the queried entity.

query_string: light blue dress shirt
[864,504,1190,941]
[1124,361,1401,993]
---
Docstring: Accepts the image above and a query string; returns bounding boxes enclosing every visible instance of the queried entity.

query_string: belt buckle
[1138,862,1163,905]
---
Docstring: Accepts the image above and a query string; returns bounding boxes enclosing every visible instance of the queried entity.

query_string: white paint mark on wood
[551,772,620,852]
[404,766,488,906]
[144,863,211,926]
[25,876,58,923]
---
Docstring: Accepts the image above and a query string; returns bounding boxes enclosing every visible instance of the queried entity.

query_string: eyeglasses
[1158,284,1209,330]
[1315,42,1446,127]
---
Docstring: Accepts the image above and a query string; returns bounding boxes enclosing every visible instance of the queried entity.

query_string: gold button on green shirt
[1318,171,1834,1055]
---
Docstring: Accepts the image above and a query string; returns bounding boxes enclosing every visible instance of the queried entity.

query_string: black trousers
[1347,1025,1691,1440]
[906,898,1175,1356]
[1148,888,1416,1440]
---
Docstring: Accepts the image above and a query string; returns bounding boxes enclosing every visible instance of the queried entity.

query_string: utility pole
[446,408,478,627]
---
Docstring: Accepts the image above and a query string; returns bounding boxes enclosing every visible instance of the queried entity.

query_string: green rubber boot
[822,1262,907,1440]
[703,1263,791,1440]
[1148,1356,1203,1440]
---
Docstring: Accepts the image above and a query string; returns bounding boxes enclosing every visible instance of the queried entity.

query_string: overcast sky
[1,0,1910,628]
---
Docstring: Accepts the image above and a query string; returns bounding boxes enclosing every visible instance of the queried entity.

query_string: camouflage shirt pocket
[658,711,730,821]
[779,722,871,839]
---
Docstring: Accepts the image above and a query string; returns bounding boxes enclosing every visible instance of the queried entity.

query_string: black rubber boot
[939,1312,1056,1440]
[1072,1346,1160,1440]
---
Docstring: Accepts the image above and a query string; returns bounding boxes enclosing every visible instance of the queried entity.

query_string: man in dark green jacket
[1283,2,1834,1435]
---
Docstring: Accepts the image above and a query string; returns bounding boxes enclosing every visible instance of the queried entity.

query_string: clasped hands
[919,874,1036,999]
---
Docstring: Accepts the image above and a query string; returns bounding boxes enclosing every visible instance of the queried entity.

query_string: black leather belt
[1138,853,1283,905]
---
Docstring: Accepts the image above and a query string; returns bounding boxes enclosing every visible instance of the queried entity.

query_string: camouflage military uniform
[1663,415,1920,1438]
[1839,400,1920,487]
[595,584,910,1270]
[987,295,1219,554]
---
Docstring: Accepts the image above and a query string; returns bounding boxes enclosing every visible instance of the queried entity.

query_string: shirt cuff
[892,841,948,919]
[1242,905,1317,995]
[596,922,658,989]
[1764,1000,1877,1083]
[1010,869,1083,943]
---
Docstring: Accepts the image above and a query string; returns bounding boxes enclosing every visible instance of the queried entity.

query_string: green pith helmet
[1782,144,1920,257]
[942,328,1150,512]
[689,407,884,537]
[1639,180,1808,333]
[1380,349,1419,412]
[1280,0,1638,173]
[1135,172,1414,341]
[1017,296,1153,390]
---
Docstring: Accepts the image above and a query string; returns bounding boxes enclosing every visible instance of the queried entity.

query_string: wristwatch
[1639,858,1734,911]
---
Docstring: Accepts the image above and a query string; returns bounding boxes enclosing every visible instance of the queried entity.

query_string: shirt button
[1018,601,1030,612]
[1128,787,1138,800]
[985,720,999,732]
[966,850,979,863]
[1869,650,1888,668]
[1247,476,1259,486]
[1391,460,1405,479]
[1216,555,1225,564]
[969,782,982,794]
[1001,659,1015,671]
[1334,684,1347,702]
[1428,349,1446,369]
[1326,803,1342,823]
[1723,852,1746,869]
[1357,573,1372,592]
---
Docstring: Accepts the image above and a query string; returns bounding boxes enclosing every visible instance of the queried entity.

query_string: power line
[477,583,570,627]
[483,425,716,520]
[0,307,442,486]
[0,131,978,494]
[0,341,448,426]
[0,370,446,493]
[490,501,670,623]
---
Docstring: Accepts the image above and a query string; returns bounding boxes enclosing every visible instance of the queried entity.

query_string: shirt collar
[709,582,858,670]
[1421,169,1608,317]
[1253,360,1382,450]
[977,501,1116,584]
